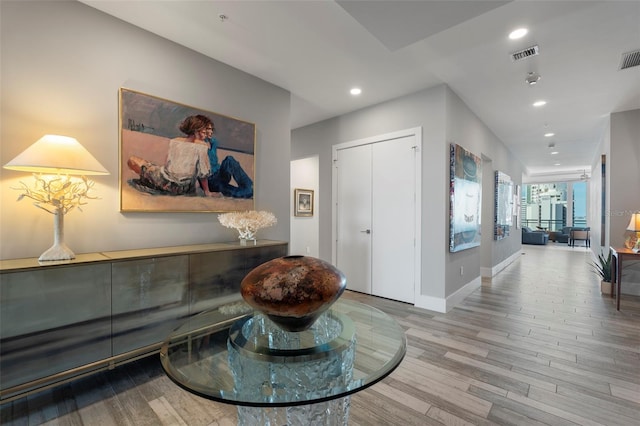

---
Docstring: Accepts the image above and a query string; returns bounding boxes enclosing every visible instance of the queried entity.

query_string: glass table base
[237,397,350,426]
[228,312,356,425]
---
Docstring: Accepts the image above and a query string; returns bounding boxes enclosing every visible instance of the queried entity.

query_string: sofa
[522,227,549,245]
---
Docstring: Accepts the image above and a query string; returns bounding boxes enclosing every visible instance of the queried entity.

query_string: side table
[160,298,406,425]
[610,247,640,310]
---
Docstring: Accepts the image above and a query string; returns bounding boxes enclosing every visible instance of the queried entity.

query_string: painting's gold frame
[119,88,256,212]
[294,188,314,217]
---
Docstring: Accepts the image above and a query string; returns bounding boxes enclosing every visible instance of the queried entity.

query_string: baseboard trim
[481,250,522,278]
[445,277,481,312]
[414,294,446,313]
[414,276,481,313]
[416,250,521,313]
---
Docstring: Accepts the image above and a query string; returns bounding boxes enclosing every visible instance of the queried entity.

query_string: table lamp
[3,135,109,261]
[626,211,640,252]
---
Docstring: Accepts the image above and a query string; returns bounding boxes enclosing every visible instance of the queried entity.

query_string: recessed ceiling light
[554,163,561,166]
[533,100,546,107]
[544,132,555,137]
[509,28,528,40]
[550,151,559,155]
[350,88,362,96]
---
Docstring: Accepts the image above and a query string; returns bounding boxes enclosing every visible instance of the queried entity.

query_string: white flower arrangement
[218,210,277,241]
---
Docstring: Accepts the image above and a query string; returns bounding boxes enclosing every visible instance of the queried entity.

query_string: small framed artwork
[294,188,314,217]
[494,170,513,240]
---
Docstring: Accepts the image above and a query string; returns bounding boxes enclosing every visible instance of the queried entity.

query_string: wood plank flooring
[2,244,639,425]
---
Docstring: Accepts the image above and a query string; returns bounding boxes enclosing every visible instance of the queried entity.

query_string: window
[521,182,587,231]
[573,181,587,227]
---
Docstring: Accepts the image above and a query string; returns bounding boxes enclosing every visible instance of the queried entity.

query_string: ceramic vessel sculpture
[240,255,347,332]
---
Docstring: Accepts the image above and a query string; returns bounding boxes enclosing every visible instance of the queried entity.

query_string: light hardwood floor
[2,244,639,425]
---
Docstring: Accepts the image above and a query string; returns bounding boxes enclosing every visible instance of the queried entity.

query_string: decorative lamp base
[39,209,75,261]
[39,243,75,261]
[624,232,638,249]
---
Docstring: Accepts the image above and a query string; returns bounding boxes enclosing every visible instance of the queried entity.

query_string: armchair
[556,227,572,244]
[522,227,549,245]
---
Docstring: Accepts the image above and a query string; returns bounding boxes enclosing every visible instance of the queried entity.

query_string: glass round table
[160,298,406,425]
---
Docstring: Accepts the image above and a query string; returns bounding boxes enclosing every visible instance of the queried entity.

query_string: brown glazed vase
[240,255,347,332]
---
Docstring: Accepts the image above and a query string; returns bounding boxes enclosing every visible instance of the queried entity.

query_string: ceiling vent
[510,45,539,62]
[620,49,640,70]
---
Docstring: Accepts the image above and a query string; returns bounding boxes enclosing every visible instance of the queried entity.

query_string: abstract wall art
[449,143,482,252]
[494,171,513,240]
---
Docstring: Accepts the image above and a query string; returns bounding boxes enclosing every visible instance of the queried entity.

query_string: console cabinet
[0,240,287,401]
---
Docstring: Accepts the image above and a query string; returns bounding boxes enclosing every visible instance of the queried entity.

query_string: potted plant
[590,250,612,295]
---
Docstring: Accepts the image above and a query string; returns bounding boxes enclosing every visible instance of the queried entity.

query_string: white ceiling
[82,1,640,180]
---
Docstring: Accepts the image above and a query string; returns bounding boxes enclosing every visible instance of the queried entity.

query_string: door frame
[331,127,422,303]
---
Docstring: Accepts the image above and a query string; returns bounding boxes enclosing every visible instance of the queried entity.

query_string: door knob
[360,229,371,234]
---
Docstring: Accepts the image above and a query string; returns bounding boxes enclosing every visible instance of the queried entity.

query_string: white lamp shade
[627,212,640,232]
[3,134,109,175]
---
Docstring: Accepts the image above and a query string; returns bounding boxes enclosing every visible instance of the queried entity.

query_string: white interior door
[372,135,416,303]
[334,130,419,304]
[336,143,372,294]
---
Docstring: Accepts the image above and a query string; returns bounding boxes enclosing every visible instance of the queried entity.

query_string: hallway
[2,245,639,425]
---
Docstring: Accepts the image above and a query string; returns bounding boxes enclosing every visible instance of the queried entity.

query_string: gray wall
[292,84,524,304]
[1,1,291,260]
[610,109,640,248]
[609,109,640,295]
[444,89,523,293]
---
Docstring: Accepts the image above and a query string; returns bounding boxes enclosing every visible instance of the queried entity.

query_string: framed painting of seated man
[119,88,255,212]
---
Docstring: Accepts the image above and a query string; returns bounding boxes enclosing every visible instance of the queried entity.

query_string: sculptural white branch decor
[12,174,100,260]
[3,135,109,261]
[218,210,277,245]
